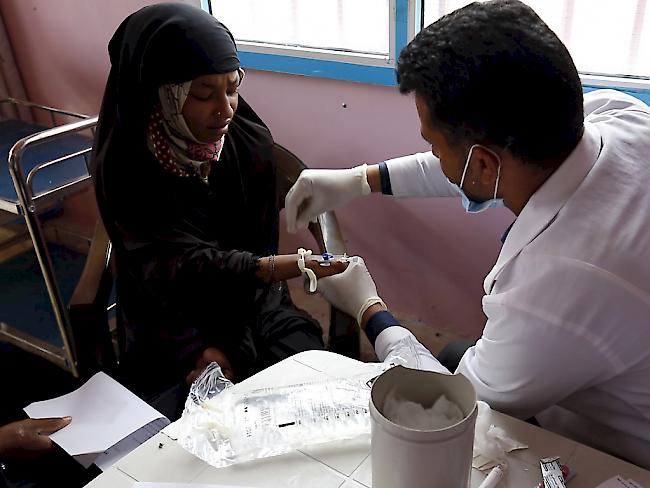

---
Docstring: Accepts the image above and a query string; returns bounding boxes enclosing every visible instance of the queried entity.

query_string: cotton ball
[383,390,427,429]
[386,398,437,430]
[431,395,464,424]
[383,388,464,430]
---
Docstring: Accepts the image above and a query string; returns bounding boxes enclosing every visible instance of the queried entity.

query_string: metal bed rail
[3,115,98,377]
[0,98,94,215]
[0,97,91,124]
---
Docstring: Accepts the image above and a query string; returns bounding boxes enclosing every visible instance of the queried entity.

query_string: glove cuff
[355,164,372,196]
[356,296,386,325]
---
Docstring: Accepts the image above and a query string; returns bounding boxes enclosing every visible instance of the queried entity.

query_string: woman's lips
[208,121,230,136]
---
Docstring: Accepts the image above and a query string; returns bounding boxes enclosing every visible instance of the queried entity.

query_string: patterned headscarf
[147,82,225,182]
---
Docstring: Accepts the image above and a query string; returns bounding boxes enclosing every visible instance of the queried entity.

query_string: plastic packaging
[534,464,575,488]
[540,456,566,488]
[176,360,390,468]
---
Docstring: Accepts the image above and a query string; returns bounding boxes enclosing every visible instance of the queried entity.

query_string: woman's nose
[215,98,234,119]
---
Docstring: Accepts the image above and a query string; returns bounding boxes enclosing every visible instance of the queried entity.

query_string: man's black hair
[397,0,584,166]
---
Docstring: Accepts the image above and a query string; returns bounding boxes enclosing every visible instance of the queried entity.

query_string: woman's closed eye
[190,91,212,101]
[190,88,237,100]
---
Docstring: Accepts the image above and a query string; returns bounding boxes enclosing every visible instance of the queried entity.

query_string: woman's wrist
[256,254,300,283]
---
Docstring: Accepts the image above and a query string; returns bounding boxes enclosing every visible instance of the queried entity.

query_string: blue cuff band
[365,310,400,347]
[378,162,393,195]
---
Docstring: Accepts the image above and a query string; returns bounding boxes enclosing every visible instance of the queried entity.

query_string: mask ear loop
[493,162,501,199]
[459,144,479,189]
[461,144,502,199]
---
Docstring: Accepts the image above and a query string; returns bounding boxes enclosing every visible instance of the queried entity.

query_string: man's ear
[476,146,501,185]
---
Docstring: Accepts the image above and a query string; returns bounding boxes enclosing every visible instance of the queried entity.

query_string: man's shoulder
[584,88,649,108]
[584,89,650,123]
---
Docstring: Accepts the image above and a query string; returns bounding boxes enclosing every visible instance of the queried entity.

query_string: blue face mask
[447,144,504,213]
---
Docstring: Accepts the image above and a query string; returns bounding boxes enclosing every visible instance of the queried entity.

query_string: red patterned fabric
[147,104,223,178]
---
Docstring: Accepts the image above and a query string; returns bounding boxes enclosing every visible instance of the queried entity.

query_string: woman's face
[182,69,243,143]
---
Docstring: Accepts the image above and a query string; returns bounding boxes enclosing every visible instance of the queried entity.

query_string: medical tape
[297,248,318,292]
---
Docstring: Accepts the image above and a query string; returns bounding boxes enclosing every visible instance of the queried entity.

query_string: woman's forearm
[256,253,347,284]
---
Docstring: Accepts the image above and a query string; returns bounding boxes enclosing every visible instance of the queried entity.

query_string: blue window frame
[202,0,650,102]
[203,0,417,87]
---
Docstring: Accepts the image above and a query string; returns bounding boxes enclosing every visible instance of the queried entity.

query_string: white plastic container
[370,366,478,488]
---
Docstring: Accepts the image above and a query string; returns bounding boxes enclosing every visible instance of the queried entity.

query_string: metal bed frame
[0,97,98,377]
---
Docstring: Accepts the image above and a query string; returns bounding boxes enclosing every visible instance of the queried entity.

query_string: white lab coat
[376,89,650,468]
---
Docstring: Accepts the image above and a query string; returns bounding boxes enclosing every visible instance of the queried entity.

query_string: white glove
[317,256,385,325]
[285,164,372,234]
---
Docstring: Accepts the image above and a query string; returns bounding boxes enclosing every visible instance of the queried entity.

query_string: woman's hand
[0,417,71,459]
[304,255,349,279]
[256,252,348,283]
[186,346,234,384]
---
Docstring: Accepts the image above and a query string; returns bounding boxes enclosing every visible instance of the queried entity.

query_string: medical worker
[285,0,650,468]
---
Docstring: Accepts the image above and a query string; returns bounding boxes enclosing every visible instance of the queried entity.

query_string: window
[423,0,650,87]
[210,0,390,57]
[205,0,415,85]
[203,0,650,91]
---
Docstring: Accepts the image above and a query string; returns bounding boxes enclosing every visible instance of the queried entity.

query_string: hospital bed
[0,97,98,377]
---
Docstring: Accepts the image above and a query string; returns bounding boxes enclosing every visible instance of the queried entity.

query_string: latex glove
[0,417,71,459]
[285,164,372,234]
[317,256,385,325]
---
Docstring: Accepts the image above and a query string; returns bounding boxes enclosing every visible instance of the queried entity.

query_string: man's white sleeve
[375,326,449,374]
[384,152,460,198]
[457,265,617,420]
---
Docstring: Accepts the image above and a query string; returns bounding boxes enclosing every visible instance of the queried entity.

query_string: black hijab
[90,4,288,392]
[98,3,239,136]
[92,3,277,256]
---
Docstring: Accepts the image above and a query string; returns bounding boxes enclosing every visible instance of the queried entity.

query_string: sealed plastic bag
[176,340,441,469]
[176,361,389,468]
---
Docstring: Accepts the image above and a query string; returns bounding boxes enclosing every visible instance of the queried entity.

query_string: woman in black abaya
[92,3,344,418]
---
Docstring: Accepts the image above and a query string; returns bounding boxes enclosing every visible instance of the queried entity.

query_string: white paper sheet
[595,477,646,488]
[24,371,168,456]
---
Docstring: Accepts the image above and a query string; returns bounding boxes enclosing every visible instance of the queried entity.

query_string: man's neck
[505,156,567,216]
